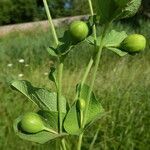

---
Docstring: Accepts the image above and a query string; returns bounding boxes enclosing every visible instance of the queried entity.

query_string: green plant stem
[43,0,59,46]
[44,127,58,134]
[88,0,97,44]
[77,25,108,150]
[57,62,63,133]
[77,132,84,150]
[61,138,67,150]
[77,1,97,150]
[82,24,108,128]
[43,1,67,150]
[81,58,94,87]
[89,126,101,150]
[74,58,93,102]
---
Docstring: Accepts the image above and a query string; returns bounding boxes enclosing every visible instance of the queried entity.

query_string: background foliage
[0,0,150,25]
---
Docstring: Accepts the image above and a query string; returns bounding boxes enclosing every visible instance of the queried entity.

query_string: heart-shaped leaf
[114,0,142,20]
[104,30,128,47]
[103,30,128,56]
[86,30,128,57]
[13,115,66,144]
[96,0,141,24]
[11,80,66,113]
[96,0,118,24]
[63,84,104,135]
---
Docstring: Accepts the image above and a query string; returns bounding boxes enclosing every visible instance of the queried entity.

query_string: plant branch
[43,0,59,46]
[89,126,101,150]
[81,59,94,87]
[74,59,93,103]
[57,62,63,133]
[61,138,67,150]
[77,132,84,150]
[88,0,97,44]
[82,24,108,128]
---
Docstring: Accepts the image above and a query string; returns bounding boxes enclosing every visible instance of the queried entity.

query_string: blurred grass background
[0,19,150,150]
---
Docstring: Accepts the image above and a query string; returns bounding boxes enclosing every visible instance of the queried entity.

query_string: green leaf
[63,84,104,135]
[63,103,81,135]
[86,30,128,57]
[13,115,66,144]
[78,84,104,123]
[103,30,128,56]
[96,0,118,24]
[87,29,127,46]
[11,80,66,113]
[95,0,141,24]
[47,47,58,57]
[106,47,128,57]
[104,30,128,47]
[86,36,97,46]
[114,0,142,20]
[38,110,66,131]
[49,67,57,86]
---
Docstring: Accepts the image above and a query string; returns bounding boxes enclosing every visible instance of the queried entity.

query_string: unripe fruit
[120,34,146,53]
[77,98,86,111]
[69,21,89,41]
[20,112,45,133]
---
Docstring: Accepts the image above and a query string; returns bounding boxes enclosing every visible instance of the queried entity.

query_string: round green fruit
[69,21,89,41]
[20,112,45,133]
[77,98,86,111]
[120,34,146,53]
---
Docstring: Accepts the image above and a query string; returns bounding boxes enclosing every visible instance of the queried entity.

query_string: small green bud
[20,112,45,134]
[69,21,89,41]
[120,34,146,53]
[77,98,86,111]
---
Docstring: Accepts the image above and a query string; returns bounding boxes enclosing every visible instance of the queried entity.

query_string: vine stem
[77,133,84,150]
[82,24,108,127]
[77,1,97,149]
[43,0,59,45]
[77,25,109,150]
[57,62,63,133]
[74,59,93,102]
[61,138,67,150]
[81,59,94,88]
[88,0,97,43]
[43,1,67,150]
[89,126,101,150]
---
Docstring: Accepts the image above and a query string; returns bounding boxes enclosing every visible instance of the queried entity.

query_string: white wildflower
[7,63,13,67]
[44,72,48,76]
[18,74,24,78]
[18,59,25,63]
[25,64,29,67]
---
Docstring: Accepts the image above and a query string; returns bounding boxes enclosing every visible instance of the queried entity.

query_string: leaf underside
[11,80,66,113]
[96,0,142,24]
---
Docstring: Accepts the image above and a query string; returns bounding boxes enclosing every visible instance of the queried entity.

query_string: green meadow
[0,20,150,150]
